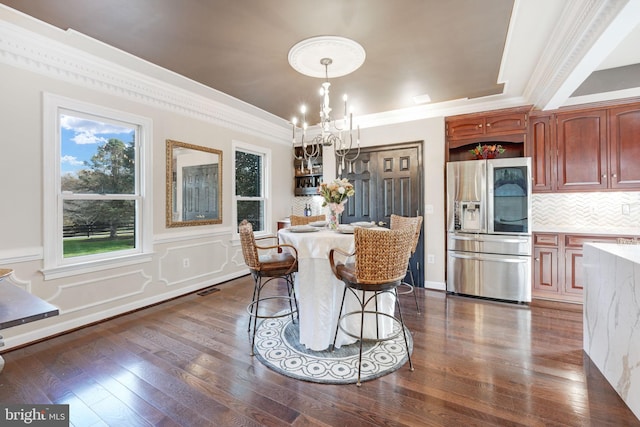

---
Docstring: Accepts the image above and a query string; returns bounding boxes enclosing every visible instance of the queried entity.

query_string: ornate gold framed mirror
[166,139,222,227]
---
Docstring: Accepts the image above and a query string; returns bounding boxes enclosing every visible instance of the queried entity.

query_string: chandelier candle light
[288,36,366,175]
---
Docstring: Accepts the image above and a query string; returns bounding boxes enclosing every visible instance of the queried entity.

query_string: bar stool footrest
[396,281,414,295]
[337,310,404,343]
[246,296,298,319]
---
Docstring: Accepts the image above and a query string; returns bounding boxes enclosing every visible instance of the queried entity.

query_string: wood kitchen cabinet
[609,103,640,189]
[446,109,528,140]
[446,106,530,161]
[533,234,559,295]
[532,232,632,303]
[556,109,608,191]
[529,99,640,192]
[529,114,554,192]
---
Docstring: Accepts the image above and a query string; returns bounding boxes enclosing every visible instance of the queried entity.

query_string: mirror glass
[166,139,222,227]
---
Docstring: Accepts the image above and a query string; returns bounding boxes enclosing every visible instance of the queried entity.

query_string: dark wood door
[340,142,424,287]
[183,164,218,221]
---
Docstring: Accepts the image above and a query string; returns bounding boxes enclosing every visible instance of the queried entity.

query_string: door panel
[564,249,584,295]
[556,110,607,190]
[343,152,374,221]
[382,178,394,217]
[609,105,640,189]
[341,142,423,286]
[533,246,558,293]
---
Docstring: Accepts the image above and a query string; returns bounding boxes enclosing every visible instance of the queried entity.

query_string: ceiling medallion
[288,36,366,78]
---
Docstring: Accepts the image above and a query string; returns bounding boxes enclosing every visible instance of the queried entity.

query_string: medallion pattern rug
[253,315,413,384]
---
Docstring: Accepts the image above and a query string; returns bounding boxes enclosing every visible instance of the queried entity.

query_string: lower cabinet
[533,232,628,303]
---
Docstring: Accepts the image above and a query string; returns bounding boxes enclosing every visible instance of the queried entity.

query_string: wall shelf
[294,145,323,196]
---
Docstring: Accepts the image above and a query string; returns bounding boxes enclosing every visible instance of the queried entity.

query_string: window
[233,142,270,233]
[43,94,152,279]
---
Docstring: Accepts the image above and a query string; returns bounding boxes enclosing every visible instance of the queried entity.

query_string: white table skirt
[278,228,395,351]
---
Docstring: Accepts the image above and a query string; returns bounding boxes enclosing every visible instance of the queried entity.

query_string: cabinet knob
[535,258,539,262]
[486,123,491,127]
[602,174,607,178]
[612,174,617,178]
[478,124,482,128]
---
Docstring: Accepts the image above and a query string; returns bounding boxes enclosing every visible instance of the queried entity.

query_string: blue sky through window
[60,114,135,176]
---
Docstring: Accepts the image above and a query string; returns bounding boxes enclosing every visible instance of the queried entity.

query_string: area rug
[253,314,413,385]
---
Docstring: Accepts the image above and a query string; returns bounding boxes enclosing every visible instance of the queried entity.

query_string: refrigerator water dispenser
[460,201,481,231]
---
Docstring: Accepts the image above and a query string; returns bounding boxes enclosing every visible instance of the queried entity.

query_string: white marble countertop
[585,242,640,264]
[532,226,640,236]
[583,243,640,419]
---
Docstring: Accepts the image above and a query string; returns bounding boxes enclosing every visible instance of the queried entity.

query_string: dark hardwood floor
[1,275,638,426]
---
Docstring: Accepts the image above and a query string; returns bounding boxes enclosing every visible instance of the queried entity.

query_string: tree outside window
[43,93,151,278]
[60,114,139,258]
[235,149,265,232]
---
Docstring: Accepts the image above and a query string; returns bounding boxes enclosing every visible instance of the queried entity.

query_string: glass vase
[328,209,339,230]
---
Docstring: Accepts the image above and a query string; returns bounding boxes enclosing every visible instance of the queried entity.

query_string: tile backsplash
[290,192,640,231]
[532,192,640,229]
[290,196,326,217]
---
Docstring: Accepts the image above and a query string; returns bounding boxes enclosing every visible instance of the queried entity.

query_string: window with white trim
[43,94,152,279]
[233,142,270,233]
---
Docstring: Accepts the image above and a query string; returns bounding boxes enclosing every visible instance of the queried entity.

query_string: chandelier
[288,36,366,175]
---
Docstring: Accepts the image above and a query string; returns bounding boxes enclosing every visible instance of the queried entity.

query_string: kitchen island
[583,242,640,420]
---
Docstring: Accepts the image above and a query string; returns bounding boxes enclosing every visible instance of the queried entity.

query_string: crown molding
[355,95,530,129]
[524,0,638,110]
[0,16,292,145]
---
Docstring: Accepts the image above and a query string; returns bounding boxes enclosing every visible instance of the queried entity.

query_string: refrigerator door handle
[450,234,529,244]
[449,252,529,263]
[449,234,477,242]
[448,252,478,260]
[486,237,530,244]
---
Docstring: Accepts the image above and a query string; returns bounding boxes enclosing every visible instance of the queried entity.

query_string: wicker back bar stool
[390,214,423,312]
[329,227,415,386]
[238,220,299,355]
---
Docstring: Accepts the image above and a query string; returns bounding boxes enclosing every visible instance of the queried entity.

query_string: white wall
[0,7,447,351]
[0,9,294,350]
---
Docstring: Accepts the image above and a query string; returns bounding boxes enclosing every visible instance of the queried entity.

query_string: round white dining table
[278,227,396,351]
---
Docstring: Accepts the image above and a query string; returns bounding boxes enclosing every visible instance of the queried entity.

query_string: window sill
[41,252,154,280]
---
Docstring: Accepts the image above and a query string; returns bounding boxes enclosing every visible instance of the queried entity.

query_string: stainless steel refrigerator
[446,157,532,303]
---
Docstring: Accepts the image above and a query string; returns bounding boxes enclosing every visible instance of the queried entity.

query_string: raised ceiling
[1,0,639,124]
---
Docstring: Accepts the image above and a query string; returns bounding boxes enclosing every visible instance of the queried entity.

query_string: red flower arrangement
[469,144,505,159]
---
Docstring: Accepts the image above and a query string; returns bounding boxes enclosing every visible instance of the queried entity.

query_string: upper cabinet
[446,111,528,140]
[556,109,608,191]
[528,114,554,192]
[529,99,640,193]
[446,106,530,162]
[446,98,640,192]
[609,104,640,189]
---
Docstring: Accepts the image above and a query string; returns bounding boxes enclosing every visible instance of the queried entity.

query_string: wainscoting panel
[47,269,151,314]
[159,239,229,286]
